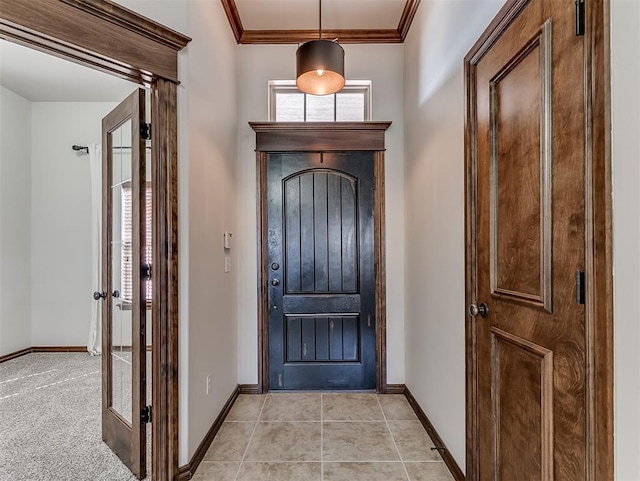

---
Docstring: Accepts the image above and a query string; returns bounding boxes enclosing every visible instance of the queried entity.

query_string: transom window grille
[121,183,152,305]
[269,80,371,122]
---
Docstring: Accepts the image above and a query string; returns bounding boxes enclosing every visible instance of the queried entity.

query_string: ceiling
[0,1,421,101]
[0,39,138,102]
[223,0,421,44]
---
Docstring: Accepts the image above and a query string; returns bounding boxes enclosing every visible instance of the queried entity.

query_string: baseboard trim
[0,346,87,363]
[386,383,406,394]
[177,385,241,480]
[238,383,261,394]
[404,387,465,481]
[31,346,87,353]
[0,347,32,363]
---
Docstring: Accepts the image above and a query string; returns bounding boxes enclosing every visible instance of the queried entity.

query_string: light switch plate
[223,232,233,249]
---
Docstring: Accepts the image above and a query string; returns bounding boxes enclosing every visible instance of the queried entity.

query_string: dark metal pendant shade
[296,39,345,96]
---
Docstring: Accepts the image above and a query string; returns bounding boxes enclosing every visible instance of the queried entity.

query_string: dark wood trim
[220,0,421,45]
[249,122,392,152]
[220,0,243,43]
[0,346,90,363]
[240,29,402,45]
[585,0,614,479]
[404,387,465,481]
[250,121,393,132]
[59,0,190,50]
[386,384,406,395]
[397,0,422,41]
[252,122,390,393]
[0,0,190,84]
[151,78,182,481]
[176,386,240,481]
[257,151,269,394]
[238,384,261,395]
[31,346,87,353]
[464,0,613,479]
[0,4,189,481]
[374,150,387,394]
[0,347,32,363]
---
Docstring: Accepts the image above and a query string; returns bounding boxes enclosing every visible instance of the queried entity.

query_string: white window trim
[268,80,372,122]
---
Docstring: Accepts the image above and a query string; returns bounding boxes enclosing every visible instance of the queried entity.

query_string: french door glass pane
[110,118,133,425]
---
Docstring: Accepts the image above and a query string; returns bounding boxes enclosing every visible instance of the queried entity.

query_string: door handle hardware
[112,290,120,299]
[271,278,280,286]
[271,263,280,271]
[469,303,489,318]
[93,291,106,300]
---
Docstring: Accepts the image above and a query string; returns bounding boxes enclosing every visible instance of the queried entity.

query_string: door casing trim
[0,3,190,480]
[251,122,391,393]
[463,0,613,479]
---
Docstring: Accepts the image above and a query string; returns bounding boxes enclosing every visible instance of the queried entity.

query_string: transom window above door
[269,80,371,122]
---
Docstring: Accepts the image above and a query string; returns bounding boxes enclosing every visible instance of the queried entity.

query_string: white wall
[30,102,118,347]
[403,0,505,470]
[611,1,640,479]
[236,43,406,385]
[0,86,32,356]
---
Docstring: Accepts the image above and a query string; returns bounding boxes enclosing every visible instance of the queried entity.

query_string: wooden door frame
[250,122,392,394]
[463,0,613,480]
[0,2,190,480]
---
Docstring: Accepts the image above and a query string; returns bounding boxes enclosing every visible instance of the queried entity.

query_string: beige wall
[611,0,640,478]
[235,43,406,386]
[403,0,518,470]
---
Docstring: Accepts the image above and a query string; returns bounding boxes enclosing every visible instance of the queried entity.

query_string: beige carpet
[0,352,143,481]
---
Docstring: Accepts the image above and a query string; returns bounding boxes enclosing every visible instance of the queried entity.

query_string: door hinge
[575,0,585,36]
[141,405,152,424]
[141,263,152,281]
[576,270,585,304]
[140,122,152,140]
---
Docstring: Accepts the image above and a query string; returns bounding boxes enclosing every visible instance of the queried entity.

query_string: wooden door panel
[285,316,360,362]
[467,0,588,479]
[491,328,553,481]
[284,172,358,294]
[101,89,147,479]
[490,22,552,310]
[268,152,375,390]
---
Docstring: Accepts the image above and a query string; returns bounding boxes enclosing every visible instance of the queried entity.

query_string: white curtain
[87,143,102,356]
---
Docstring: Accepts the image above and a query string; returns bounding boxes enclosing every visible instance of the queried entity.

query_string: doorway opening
[0,2,190,480]
[252,122,391,394]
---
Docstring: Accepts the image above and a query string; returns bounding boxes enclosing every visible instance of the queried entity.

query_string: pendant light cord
[318,0,322,39]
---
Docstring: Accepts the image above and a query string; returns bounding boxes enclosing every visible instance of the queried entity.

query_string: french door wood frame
[0,2,190,480]
[463,0,613,479]
[251,122,391,394]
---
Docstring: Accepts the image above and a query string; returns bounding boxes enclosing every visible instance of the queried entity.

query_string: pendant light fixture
[296,0,345,96]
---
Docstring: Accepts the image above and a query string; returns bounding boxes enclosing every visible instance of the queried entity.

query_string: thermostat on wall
[223,232,233,249]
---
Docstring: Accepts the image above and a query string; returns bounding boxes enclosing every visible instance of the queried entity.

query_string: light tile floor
[192,393,455,481]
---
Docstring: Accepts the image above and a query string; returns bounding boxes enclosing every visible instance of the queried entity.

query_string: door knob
[469,302,489,318]
[112,290,120,298]
[93,291,106,300]
[271,278,280,286]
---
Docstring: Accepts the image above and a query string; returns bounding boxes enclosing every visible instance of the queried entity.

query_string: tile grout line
[232,394,268,481]
[321,393,324,481]
[376,394,412,481]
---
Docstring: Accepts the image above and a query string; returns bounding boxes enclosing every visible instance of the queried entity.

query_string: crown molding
[221,0,421,45]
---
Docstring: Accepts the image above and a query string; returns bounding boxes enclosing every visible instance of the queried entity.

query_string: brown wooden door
[466,0,588,479]
[267,152,376,390]
[101,89,148,479]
